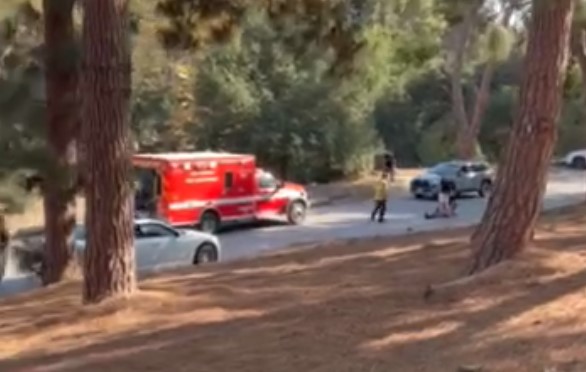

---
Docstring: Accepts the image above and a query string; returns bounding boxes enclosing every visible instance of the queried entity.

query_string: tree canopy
[0,0,585,189]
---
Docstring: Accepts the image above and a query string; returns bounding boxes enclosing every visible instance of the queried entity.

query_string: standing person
[371,172,389,223]
[384,152,396,182]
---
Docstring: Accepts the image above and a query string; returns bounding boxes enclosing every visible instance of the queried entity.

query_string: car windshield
[428,163,459,175]
[72,222,178,241]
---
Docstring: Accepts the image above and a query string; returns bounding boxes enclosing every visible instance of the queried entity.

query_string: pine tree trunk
[81,0,136,303]
[41,0,79,285]
[470,0,574,274]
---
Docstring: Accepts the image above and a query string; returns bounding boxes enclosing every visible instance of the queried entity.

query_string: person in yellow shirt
[371,172,389,223]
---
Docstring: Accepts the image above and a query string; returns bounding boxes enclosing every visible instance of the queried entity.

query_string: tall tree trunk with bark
[81,0,136,303]
[470,0,574,274]
[41,0,79,285]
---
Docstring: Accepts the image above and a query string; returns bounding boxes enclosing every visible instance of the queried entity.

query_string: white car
[563,149,586,169]
[6,218,221,276]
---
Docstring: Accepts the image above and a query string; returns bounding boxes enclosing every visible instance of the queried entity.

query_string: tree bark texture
[453,3,515,160]
[470,0,574,274]
[81,0,136,303]
[450,1,481,160]
[455,62,494,160]
[41,0,79,285]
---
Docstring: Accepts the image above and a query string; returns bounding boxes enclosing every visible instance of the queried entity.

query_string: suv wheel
[571,156,586,170]
[479,180,492,198]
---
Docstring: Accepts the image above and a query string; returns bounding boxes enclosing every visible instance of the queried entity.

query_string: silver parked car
[562,149,586,169]
[4,218,221,277]
[410,160,494,200]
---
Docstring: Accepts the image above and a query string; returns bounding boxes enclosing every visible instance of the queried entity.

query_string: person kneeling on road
[371,172,389,223]
[425,179,457,219]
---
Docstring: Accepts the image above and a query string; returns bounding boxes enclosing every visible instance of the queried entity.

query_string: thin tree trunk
[41,0,79,285]
[468,4,516,146]
[470,0,574,274]
[81,0,136,303]
[451,2,481,160]
[571,26,586,120]
[455,3,515,160]
[456,63,495,160]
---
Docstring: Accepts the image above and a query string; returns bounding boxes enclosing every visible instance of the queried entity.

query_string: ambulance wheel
[287,200,307,225]
[200,211,220,234]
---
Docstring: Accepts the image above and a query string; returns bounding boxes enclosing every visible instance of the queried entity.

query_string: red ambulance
[132,152,309,233]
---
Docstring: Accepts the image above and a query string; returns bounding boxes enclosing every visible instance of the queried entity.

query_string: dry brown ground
[2,205,586,372]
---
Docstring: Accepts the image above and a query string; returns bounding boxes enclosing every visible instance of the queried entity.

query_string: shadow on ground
[1,207,586,372]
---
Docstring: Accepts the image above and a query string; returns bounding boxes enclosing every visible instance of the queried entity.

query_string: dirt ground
[2,205,586,372]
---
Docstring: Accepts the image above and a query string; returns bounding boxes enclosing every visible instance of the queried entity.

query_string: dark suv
[410,160,494,200]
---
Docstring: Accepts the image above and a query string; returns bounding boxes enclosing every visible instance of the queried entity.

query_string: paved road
[1,168,584,297]
[218,168,586,261]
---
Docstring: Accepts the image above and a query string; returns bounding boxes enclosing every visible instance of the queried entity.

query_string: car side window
[137,223,177,239]
[224,172,233,191]
[459,165,470,175]
[133,226,143,239]
[258,172,277,189]
[471,163,488,172]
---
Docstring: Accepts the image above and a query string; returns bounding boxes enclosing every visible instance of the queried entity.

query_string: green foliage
[375,71,452,166]
[0,5,46,212]
[193,9,378,181]
[558,98,586,153]
[1,0,585,195]
[563,61,583,99]
[131,81,174,150]
[576,0,586,26]
[416,116,455,164]
[154,0,372,75]
[479,84,516,160]
[192,4,444,181]
[482,24,514,63]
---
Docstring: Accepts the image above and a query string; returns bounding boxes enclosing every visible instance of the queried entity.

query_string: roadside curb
[309,194,351,208]
[310,187,411,209]
[255,202,584,264]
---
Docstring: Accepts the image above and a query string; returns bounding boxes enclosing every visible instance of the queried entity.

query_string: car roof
[437,160,485,167]
[134,218,169,225]
[73,219,171,232]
